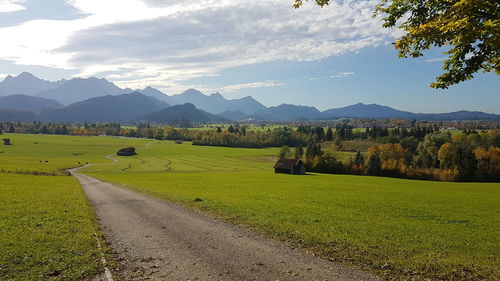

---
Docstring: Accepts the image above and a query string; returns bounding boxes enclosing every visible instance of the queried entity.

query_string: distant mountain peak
[274,103,318,109]
[0,72,64,97]
[42,92,168,122]
[18,72,35,78]
[139,102,225,124]
[240,96,255,100]
[165,89,266,115]
[182,88,203,95]
[180,102,197,109]
[36,76,128,105]
[4,72,40,82]
[210,92,224,98]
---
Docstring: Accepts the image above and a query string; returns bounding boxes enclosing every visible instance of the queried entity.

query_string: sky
[0,0,498,113]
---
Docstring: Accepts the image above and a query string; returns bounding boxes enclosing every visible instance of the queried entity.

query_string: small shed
[273,158,305,175]
[117,147,137,156]
[3,138,11,145]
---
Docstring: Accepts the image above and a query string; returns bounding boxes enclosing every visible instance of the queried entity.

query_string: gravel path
[73,172,379,281]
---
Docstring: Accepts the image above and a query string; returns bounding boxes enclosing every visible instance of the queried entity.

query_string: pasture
[0,173,101,280]
[0,133,498,280]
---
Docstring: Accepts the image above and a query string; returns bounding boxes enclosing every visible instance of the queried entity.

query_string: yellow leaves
[437,143,453,168]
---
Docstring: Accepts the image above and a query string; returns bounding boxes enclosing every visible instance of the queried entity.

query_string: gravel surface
[73,172,379,281]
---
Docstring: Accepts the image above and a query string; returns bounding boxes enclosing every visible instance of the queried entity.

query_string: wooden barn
[117,147,137,156]
[273,158,305,175]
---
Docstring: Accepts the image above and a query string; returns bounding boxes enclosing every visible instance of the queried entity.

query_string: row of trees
[192,127,313,148]
[362,132,500,181]
[278,131,499,181]
[3,121,499,181]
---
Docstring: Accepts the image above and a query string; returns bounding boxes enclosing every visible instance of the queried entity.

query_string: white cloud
[0,0,394,91]
[425,57,446,63]
[218,81,283,92]
[330,72,355,78]
[0,0,25,13]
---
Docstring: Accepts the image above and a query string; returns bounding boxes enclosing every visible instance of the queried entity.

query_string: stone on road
[73,172,379,281]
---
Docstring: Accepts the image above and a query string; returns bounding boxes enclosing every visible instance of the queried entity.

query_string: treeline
[262,119,500,131]
[192,124,438,147]
[192,126,313,148]
[2,121,499,181]
[279,130,500,182]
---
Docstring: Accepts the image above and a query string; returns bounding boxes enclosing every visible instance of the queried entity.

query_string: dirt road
[73,172,379,281]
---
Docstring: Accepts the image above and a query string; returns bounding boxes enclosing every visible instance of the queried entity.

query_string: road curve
[73,172,379,281]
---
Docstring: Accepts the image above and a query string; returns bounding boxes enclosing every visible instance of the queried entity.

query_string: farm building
[117,147,137,156]
[273,158,305,175]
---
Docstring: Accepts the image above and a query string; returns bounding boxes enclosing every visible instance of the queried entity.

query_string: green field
[0,173,101,280]
[1,133,499,280]
[188,124,285,131]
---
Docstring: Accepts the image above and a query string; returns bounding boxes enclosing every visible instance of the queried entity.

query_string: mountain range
[0,94,62,113]
[140,87,266,115]
[36,77,129,105]
[0,72,65,96]
[41,92,169,122]
[0,72,498,123]
[139,103,225,124]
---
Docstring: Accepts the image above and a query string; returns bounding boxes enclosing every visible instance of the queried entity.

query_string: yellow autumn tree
[474,146,500,181]
[368,143,407,171]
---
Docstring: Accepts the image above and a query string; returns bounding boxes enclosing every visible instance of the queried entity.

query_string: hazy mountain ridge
[0,72,498,122]
[411,110,500,121]
[322,103,499,121]
[0,110,39,122]
[140,88,267,115]
[253,104,323,121]
[0,72,65,96]
[41,92,168,122]
[139,103,226,124]
[0,95,63,113]
[323,103,415,119]
[37,77,129,105]
[217,110,248,121]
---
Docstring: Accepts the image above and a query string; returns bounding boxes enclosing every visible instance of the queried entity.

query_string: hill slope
[37,77,129,105]
[413,110,500,121]
[139,103,225,124]
[0,95,63,113]
[218,110,248,121]
[0,110,39,122]
[158,89,267,115]
[322,103,415,119]
[139,86,178,104]
[321,103,500,120]
[254,104,323,121]
[42,92,168,122]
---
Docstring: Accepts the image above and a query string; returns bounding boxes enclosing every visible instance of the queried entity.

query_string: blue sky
[0,0,498,113]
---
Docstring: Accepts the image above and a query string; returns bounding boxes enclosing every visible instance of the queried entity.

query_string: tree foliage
[278,145,293,159]
[294,0,500,88]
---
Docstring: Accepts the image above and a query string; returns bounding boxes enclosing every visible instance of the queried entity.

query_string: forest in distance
[2,119,499,182]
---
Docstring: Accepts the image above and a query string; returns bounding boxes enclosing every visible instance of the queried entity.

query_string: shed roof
[273,158,302,169]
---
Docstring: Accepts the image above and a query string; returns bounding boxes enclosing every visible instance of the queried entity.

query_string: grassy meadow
[0,134,149,280]
[0,173,101,280]
[1,133,499,280]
